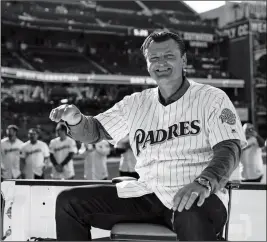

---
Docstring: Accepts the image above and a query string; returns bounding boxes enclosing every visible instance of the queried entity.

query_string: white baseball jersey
[119,148,137,173]
[49,136,77,179]
[20,140,50,178]
[95,80,247,209]
[1,138,24,178]
[84,140,110,180]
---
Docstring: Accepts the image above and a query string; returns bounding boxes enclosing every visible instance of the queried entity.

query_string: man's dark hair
[28,128,38,134]
[56,123,68,133]
[7,125,19,132]
[141,30,186,56]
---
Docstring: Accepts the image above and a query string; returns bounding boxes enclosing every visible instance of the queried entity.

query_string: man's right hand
[49,104,82,125]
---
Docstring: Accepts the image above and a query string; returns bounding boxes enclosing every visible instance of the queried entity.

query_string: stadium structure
[1,0,265,142]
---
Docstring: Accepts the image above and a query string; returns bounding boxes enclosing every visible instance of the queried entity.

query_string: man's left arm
[61,139,77,167]
[199,93,247,192]
[61,152,75,167]
[196,139,241,193]
[173,91,247,212]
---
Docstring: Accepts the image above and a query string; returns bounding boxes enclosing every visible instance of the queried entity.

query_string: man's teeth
[157,69,170,72]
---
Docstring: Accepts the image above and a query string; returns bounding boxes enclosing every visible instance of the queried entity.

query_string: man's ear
[182,54,187,69]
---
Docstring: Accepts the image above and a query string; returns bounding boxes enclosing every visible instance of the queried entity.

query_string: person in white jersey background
[78,143,94,180]
[50,30,247,241]
[240,123,265,182]
[81,140,111,180]
[20,128,50,179]
[1,125,24,179]
[115,135,139,179]
[49,123,77,180]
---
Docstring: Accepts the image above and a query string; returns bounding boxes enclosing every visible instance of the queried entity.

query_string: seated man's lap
[56,185,227,232]
[56,184,167,230]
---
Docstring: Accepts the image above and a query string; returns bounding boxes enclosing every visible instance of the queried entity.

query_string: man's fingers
[185,191,199,210]
[49,109,56,121]
[177,192,191,212]
[55,107,66,122]
[197,192,206,207]
[173,190,185,210]
[50,105,67,122]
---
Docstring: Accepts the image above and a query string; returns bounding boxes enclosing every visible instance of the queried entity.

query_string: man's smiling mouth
[155,68,172,76]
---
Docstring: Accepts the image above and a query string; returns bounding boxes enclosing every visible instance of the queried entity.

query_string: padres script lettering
[134,120,201,156]
[4,148,20,155]
[54,145,70,153]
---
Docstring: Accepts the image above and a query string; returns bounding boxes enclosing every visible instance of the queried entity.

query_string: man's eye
[165,54,174,59]
[150,57,158,62]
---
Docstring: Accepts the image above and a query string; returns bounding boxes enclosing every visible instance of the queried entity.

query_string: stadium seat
[110,178,240,241]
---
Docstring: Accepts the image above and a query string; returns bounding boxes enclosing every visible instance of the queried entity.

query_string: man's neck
[158,76,184,100]
[31,140,37,145]
[60,136,66,141]
[9,137,16,143]
[158,76,189,105]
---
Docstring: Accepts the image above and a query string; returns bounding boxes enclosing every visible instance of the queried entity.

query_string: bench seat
[110,223,177,241]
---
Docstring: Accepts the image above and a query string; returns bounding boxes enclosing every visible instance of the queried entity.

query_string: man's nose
[158,56,167,64]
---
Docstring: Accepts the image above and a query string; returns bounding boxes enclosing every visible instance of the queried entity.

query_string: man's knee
[56,188,76,215]
[174,208,204,229]
[174,208,216,240]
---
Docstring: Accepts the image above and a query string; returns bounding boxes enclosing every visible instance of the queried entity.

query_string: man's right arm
[50,153,58,167]
[66,115,112,144]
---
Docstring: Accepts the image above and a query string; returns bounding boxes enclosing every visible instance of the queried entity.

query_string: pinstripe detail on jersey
[95,80,247,209]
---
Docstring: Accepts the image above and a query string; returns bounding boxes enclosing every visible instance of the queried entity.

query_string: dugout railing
[1,179,266,241]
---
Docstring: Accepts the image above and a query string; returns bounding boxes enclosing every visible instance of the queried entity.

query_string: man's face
[243,123,256,139]
[6,128,16,138]
[145,38,186,87]
[28,130,38,142]
[56,129,65,137]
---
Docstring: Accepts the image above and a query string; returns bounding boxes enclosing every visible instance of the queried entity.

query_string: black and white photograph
[1,1,266,241]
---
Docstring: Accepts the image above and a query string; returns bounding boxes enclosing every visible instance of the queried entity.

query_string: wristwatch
[194,177,212,193]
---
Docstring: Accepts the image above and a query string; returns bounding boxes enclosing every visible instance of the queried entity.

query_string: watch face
[199,178,209,186]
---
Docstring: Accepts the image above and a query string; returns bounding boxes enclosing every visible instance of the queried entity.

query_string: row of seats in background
[2,1,216,29]
[1,41,231,79]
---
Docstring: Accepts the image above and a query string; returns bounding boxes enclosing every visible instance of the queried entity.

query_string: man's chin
[156,75,171,81]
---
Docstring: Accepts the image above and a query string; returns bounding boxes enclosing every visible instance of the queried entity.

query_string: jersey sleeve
[42,143,50,158]
[0,141,5,157]
[94,95,134,144]
[69,139,78,154]
[49,140,55,154]
[207,92,247,149]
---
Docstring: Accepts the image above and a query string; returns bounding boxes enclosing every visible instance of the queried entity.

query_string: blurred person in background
[81,140,111,180]
[115,135,139,179]
[241,123,265,182]
[49,123,77,180]
[1,125,24,179]
[20,128,50,179]
[78,143,94,180]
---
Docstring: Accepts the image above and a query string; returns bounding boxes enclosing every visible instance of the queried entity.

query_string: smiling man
[50,30,247,241]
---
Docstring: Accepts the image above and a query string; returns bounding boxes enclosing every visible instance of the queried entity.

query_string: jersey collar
[158,77,190,106]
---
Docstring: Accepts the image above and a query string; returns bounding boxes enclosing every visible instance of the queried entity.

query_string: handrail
[5,179,267,190]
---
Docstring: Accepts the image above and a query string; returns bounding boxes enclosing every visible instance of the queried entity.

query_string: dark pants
[119,171,140,179]
[56,185,227,241]
[34,174,44,179]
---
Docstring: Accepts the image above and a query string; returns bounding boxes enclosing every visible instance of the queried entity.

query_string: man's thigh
[56,184,165,230]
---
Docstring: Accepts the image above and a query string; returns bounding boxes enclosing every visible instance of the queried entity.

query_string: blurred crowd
[1,123,138,181]
[1,122,266,183]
